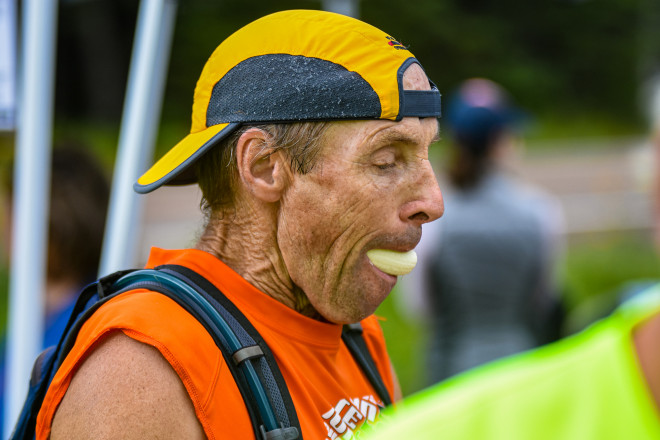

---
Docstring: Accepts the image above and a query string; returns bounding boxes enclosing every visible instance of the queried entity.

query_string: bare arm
[634,311,660,412]
[50,332,205,439]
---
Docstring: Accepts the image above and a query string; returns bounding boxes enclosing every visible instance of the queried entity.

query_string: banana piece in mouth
[366,249,417,276]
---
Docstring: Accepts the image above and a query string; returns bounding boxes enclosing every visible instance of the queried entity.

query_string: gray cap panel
[206,54,382,125]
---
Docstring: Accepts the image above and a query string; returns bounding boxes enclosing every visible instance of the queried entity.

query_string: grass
[375,286,431,395]
[560,231,660,334]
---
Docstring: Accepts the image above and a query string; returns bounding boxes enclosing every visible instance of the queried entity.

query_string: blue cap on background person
[446,78,527,154]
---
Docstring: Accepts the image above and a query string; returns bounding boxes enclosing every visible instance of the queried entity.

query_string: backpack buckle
[260,424,300,440]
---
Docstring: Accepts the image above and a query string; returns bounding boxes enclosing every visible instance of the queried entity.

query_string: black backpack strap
[112,266,301,440]
[341,323,393,407]
[55,269,138,367]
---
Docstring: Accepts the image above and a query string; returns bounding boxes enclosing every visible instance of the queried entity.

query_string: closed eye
[375,163,396,170]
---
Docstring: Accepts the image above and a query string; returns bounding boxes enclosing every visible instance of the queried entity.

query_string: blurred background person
[0,145,109,434]
[400,78,566,385]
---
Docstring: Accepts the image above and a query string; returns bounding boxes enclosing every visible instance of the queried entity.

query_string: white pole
[99,0,177,276]
[0,0,17,131]
[4,0,58,436]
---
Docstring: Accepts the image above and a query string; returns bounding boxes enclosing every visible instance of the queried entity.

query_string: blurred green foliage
[561,231,660,333]
[365,0,647,130]
[376,286,431,396]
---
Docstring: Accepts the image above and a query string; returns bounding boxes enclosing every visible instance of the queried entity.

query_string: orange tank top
[36,248,395,439]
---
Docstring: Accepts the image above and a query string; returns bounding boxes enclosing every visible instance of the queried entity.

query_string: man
[361,127,660,439]
[36,10,444,439]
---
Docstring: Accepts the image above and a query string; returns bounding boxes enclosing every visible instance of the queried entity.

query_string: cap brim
[134,122,240,194]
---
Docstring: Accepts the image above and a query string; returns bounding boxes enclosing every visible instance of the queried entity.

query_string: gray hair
[195,121,330,217]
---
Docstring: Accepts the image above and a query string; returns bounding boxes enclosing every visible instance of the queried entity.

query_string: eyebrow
[371,121,440,147]
[372,131,418,146]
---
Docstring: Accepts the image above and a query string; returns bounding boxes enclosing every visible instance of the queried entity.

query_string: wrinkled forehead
[319,113,440,160]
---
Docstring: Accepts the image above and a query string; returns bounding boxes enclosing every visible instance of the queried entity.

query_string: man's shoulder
[79,289,213,345]
[41,287,224,438]
[76,288,222,377]
[50,332,205,439]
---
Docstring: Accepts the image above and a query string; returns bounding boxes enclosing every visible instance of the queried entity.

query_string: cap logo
[386,36,407,50]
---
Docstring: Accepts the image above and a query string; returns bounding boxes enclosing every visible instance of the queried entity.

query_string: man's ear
[235,128,287,203]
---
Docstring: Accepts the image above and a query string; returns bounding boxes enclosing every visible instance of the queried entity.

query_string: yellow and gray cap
[135,9,442,194]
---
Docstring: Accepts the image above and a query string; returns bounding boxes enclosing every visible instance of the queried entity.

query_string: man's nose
[400,160,444,225]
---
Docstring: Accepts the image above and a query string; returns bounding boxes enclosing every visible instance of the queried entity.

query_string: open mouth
[366,249,417,276]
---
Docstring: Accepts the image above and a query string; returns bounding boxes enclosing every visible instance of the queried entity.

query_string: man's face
[277,65,444,323]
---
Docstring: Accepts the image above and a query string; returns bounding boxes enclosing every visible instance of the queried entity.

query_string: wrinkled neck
[195,206,322,320]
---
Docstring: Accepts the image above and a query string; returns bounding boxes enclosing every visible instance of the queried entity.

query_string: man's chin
[318,300,380,325]
[310,270,394,323]
[349,289,392,323]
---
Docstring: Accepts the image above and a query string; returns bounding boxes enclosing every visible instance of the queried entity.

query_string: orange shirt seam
[203,348,225,409]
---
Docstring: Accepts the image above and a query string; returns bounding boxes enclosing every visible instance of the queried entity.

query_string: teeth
[366,249,417,276]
